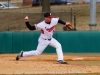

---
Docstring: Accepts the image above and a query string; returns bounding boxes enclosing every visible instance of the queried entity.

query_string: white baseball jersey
[23,17,64,61]
[35,18,59,39]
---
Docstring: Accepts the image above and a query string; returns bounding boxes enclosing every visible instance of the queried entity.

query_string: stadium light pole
[89,0,97,31]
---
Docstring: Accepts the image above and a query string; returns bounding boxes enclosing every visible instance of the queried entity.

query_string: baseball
[25,16,28,20]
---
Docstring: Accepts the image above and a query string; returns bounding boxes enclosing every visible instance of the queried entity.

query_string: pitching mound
[0,54,100,74]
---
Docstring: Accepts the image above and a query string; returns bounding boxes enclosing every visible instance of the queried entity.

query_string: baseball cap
[44,12,53,18]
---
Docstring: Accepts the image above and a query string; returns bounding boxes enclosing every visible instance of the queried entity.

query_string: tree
[42,0,50,12]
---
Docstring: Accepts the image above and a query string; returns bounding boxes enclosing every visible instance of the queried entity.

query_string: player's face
[44,17,51,22]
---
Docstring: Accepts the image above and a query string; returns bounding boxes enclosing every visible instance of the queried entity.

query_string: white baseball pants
[23,38,63,60]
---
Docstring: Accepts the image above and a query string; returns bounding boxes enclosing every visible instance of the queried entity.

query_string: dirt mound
[0,54,100,74]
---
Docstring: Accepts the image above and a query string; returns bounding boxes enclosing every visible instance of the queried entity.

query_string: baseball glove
[63,23,76,31]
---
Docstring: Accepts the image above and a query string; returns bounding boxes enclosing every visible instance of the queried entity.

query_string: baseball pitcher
[16,12,72,64]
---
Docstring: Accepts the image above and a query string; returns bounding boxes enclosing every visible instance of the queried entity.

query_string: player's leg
[49,38,68,64]
[49,38,63,60]
[16,38,49,60]
[23,40,49,57]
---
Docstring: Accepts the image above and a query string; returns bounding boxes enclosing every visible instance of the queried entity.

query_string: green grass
[65,53,100,66]
[68,61,100,66]
[64,53,100,57]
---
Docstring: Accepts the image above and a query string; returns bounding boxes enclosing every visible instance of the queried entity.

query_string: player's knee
[56,43,62,49]
[35,51,42,56]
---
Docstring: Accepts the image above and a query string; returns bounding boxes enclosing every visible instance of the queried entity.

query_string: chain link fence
[0,10,72,31]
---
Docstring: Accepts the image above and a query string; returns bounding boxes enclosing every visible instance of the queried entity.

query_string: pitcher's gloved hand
[65,22,75,30]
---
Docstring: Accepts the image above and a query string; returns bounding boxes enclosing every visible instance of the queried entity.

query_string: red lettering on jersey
[45,26,55,32]
[41,29,44,34]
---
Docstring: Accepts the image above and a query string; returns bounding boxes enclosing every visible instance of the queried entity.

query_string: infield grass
[68,61,100,66]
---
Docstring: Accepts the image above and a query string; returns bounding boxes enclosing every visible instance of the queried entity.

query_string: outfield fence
[0,10,72,31]
[1,31,100,53]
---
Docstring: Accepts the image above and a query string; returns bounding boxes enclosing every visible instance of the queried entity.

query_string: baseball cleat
[16,51,23,60]
[57,60,68,64]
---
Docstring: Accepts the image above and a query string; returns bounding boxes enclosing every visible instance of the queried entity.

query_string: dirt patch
[0,54,100,74]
